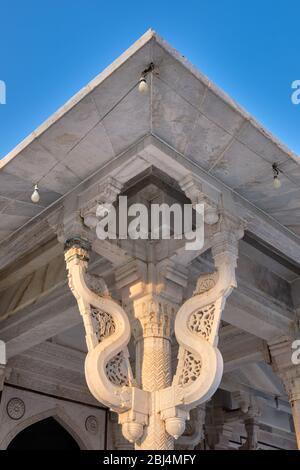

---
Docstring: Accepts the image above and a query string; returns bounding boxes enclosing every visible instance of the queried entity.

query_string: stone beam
[219,326,266,372]
[0,286,80,359]
[224,288,293,341]
[6,341,97,406]
[92,239,133,266]
[0,218,55,272]
[0,238,62,292]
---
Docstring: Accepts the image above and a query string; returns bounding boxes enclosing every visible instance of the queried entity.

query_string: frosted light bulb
[272,163,281,189]
[31,184,40,203]
[138,78,148,94]
[273,176,281,189]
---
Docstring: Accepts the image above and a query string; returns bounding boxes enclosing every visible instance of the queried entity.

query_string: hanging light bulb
[138,63,155,94]
[138,76,148,94]
[273,176,282,189]
[272,163,281,189]
[31,184,40,203]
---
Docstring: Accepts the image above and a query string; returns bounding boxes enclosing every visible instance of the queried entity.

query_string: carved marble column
[238,394,261,450]
[176,404,206,450]
[205,397,233,450]
[269,337,300,449]
[116,260,188,450]
[0,366,5,402]
[286,380,300,450]
[240,417,260,450]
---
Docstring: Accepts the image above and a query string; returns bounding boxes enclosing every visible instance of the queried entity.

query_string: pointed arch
[1,406,90,450]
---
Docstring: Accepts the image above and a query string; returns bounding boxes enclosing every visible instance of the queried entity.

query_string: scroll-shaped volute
[64,240,133,412]
[172,258,237,409]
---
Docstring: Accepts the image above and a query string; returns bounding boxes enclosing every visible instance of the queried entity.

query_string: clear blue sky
[0,0,299,158]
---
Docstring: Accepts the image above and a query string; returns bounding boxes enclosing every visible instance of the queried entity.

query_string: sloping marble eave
[0,29,299,242]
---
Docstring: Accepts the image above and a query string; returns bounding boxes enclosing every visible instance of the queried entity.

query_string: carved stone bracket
[63,216,243,449]
[64,239,149,444]
[154,225,242,442]
[179,174,220,225]
[80,177,123,230]
[47,177,123,247]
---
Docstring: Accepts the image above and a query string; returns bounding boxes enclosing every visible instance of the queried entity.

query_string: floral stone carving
[64,227,240,450]
[7,398,25,420]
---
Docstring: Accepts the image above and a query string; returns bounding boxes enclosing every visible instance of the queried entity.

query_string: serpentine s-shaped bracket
[64,238,149,443]
[64,228,240,444]
[156,231,239,439]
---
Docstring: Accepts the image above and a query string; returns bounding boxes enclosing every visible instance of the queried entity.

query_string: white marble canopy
[0,29,299,244]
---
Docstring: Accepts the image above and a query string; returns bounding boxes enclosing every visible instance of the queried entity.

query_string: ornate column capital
[47,177,123,245]
[236,393,261,450]
[205,401,233,450]
[179,174,220,225]
[47,206,90,245]
[115,259,188,339]
[268,336,299,381]
[80,176,123,230]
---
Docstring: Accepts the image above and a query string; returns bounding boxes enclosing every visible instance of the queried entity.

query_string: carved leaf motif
[91,307,115,342]
[106,351,130,386]
[187,303,215,340]
[176,303,216,388]
[91,307,130,387]
[193,273,217,295]
[178,350,202,387]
